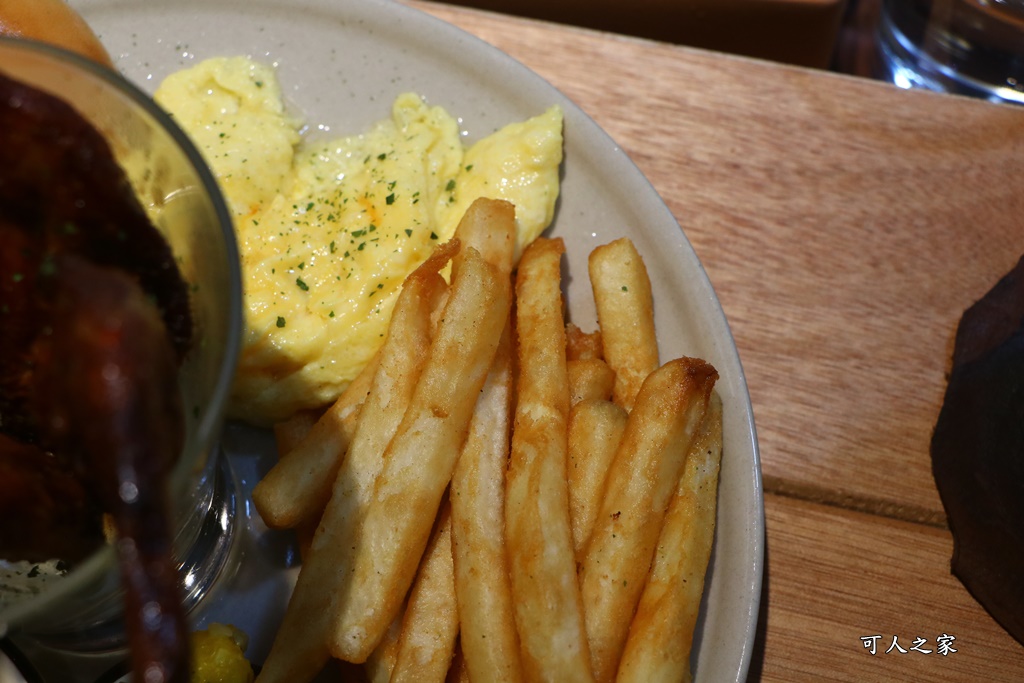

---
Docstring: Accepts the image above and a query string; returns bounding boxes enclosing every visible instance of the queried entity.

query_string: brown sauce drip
[0,69,193,682]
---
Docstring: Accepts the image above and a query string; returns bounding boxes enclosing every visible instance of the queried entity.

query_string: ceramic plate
[72,1,764,680]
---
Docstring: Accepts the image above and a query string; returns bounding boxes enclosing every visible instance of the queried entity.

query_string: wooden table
[410,2,1024,680]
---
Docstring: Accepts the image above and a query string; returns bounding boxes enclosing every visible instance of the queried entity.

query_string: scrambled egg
[190,623,253,683]
[155,57,562,424]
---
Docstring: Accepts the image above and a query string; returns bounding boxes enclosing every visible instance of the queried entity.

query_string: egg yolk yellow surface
[155,57,563,424]
[190,623,253,683]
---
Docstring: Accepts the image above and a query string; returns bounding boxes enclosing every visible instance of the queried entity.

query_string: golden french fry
[452,197,516,276]
[329,247,510,663]
[505,237,595,683]
[272,408,322,454]
[270,410,325,560]
[252,348,378,529]
[567,398,628,556]
[588,238,659,411]
[255,242,456,683]
[365,611,405,683]
[566,322,603,361]
[450,322,523,683]
[578,357,717,683]
[292,517,317,563]
[391,503,460,683]
[568,358,616,406]
[616,393,723,683]
[448,195,522,683]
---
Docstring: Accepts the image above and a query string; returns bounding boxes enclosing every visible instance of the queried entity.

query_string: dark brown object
[441,0,845,68]
[0,434,104,561]
[31,254,190,683]
[0,70,193,682]
[931,253,1024,646]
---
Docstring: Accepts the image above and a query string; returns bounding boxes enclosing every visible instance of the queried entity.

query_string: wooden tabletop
[409,2,1024,680]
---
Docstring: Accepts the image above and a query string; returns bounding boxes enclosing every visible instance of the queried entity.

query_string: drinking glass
[876,0,1024,104]
[0,37,243,654]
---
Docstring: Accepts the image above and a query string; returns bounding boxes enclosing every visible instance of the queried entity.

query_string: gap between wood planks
[762,474,949,529]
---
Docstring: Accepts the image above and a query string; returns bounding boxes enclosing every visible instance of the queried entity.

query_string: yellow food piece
[156,57,563,424]
[190,623,254,683]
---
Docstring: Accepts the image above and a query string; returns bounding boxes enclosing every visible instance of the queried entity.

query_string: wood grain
[756,493,1024,682]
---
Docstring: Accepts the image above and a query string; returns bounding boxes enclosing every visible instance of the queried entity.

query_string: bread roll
[0,0,112,67]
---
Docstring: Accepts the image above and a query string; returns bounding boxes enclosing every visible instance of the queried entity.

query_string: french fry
[272,408,322,454]
[616,393,723,683]
[566,322,603,361]
[505,237,595,683]
[252,349,378,530]
[365,611,404,683]
[448,196,523,683]
[255,242,456,683]
[578,357,717,683]
[450,322,523,683]
[329,247,510,663]
[568,358,615,406]
[452,197,516,276]
[270,408,325,560]
[588,238,659,411]
[391,502,460,683]
[567,398,628,556]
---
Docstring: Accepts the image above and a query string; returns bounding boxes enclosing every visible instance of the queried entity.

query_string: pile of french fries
[251,197,723,683]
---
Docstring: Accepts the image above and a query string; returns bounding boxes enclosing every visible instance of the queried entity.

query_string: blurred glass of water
[876,0,1024,104]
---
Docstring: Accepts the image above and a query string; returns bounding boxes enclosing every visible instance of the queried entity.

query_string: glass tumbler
[0,37,243,654]
[876,0,1024,104]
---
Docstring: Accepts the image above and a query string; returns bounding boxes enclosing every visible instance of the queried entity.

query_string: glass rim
[0,36,243,632]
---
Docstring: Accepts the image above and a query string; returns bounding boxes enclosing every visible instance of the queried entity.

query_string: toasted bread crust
[0,0,112,67]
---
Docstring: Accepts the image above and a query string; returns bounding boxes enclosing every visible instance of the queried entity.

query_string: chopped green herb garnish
[39,256,56,277]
